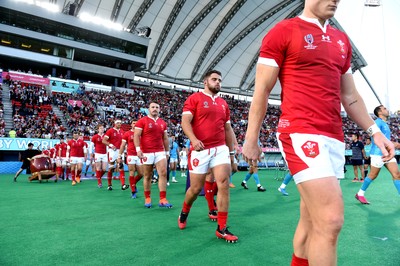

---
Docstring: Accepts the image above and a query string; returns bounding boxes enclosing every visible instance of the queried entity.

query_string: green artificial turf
[1,166,399,265]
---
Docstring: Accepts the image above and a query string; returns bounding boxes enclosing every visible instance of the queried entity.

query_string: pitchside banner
[2,71,50,86]
[0,138,59,151]
[1,138,399,155]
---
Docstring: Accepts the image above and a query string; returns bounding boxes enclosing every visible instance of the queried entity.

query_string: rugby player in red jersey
[103,119,129,191]
[178,70,237,243]
[134,103,171,208]
[119,120,143,198]
[67,131,87,186]
[92,124,107,188]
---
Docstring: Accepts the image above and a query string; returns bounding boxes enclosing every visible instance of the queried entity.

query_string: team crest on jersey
[193,158,199,167]
[301,141,319,158]
[304,34,317,49]
[149,123,153,128]
[203,101,209,108]
[337,40,346,58]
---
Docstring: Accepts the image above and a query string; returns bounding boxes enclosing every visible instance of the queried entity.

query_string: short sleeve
[259,21,290,68]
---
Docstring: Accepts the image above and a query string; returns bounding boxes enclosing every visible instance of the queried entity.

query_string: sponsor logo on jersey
[321,35,331,42]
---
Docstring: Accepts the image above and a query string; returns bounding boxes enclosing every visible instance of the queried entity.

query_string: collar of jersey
[201,91,219,101]
[299,15,329,33]
[147,115,159,122]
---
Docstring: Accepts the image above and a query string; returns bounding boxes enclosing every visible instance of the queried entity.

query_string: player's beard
[207,83,220,94]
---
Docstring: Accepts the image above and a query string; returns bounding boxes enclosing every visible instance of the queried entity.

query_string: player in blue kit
[355,105,400,204]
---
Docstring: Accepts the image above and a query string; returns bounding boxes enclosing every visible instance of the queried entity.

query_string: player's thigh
[142,164,154,178]
[297,177,343,226]
[189,172,207,191]
[155,158,167,176]
[385,161,400,179]
[212,164,231,183]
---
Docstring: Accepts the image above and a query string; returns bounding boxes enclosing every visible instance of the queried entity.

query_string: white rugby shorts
[277,133,345,184]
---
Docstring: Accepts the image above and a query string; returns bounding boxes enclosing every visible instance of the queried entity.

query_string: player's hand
[137,150,144,159]
[242,140,262,164]
[192,139,204,151]
[373,132,395,162]
[109,144,117,151]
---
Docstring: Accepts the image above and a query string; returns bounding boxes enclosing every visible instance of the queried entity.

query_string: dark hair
[373,105,383,117]
[203,70,222,80]
[28,143,34,147]
[352,132,360,139]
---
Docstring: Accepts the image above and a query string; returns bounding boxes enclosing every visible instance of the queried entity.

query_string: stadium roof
[13,0,368,100]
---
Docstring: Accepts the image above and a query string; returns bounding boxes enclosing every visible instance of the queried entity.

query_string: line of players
[43,118,189,199]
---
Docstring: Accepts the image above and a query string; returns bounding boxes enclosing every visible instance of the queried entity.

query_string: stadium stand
[3,66,400,149]
[0,83,5,137]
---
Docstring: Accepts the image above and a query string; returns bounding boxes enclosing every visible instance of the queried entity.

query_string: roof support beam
[241,1,304,91]
[110,0,124,22]
[127,0,154,32]
[159,0,222,72]
[149,0,186,70]
[204,0,298,78]
[191,0,246,79]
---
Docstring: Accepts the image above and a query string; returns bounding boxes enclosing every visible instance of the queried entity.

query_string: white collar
[201,91,219,101]
[299,15,330,33]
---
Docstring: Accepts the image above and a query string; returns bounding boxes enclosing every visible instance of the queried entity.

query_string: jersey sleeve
[162,120,168,132]
[122,132,129,142]
[359,142,364,150]
[225,101,231,123]
[341,33,353,75]
[104,129,112,138]
[182,94,197,116]
[135,118,145,130]
[259,20,290,68]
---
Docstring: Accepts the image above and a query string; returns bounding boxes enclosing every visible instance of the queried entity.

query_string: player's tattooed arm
[349,100,358,107]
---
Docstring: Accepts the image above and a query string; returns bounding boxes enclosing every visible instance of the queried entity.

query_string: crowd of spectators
[9,81,66,138]
[0,84,6,137]
[4,78,400,149]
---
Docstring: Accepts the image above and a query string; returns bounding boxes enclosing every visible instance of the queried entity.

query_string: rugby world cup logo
[304,34,317,49]
[301,141,319,158]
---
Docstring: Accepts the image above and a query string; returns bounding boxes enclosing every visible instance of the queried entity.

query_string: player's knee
[315,212,344,240]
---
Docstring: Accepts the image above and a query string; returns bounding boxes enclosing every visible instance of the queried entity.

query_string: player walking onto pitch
[178,70,238,243]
